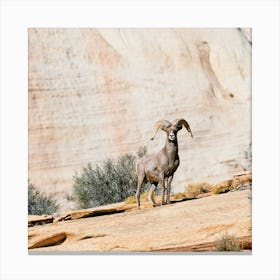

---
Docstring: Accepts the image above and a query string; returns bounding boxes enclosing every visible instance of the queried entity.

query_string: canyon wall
[28,28,251,211]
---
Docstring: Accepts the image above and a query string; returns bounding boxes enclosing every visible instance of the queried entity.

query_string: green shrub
[28,182,59,215]
[68,147,149,209]
[215,233,241,251]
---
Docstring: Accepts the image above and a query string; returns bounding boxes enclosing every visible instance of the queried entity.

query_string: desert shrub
[215,233,241,251]
[211,180,235,194]
[185,182,212,198]
[68,147,149,209]
[28,182,59,215]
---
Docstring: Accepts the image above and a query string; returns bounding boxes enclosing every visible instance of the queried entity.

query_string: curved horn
[150,120,171,140]
[173,119,193,138]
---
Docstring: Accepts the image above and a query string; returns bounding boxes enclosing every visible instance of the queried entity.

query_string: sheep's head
[150,119,193,141]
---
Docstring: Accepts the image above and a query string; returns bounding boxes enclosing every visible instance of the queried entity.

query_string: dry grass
[125,173,252,204]
[211,180,234,194]
[140,190,154,202]
[125,196,136,204]
[215,233,241,251]
[125,190,156,204]
[212,173,252,194]
[232,173,252,187]
[185,182,212,198]
[126,191,187,204]
[171,192,186,200]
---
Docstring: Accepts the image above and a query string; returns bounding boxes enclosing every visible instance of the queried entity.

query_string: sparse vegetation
[140,190,156,202]
[211,173,252,195]
[28,182,59,215]
[185,182,212,198]
[125,190,157,204]
[67,148,252,210]
[215,233,241,251]
[125,196,136,204]
[171,192,186,200]
[184,173,252,198]
[233,174,252,187]
[211,180,234,194]
[68,147,149,209]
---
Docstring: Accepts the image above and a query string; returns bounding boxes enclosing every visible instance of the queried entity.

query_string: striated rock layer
[28,28,251,211]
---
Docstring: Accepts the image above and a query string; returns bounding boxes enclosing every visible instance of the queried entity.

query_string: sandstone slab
[28,215,54,227]
[28,189,252,252]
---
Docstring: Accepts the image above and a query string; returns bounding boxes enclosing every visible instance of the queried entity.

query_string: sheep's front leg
[136,174,145,208]
[166,175,173,204]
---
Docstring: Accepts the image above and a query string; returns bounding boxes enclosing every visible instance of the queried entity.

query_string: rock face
[28,28,251,211]
[28,189,252,252]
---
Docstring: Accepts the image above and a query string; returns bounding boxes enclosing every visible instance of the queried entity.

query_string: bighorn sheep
[136,119,193,208]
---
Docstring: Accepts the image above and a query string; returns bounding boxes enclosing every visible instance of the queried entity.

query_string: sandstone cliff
[28,28,251,211]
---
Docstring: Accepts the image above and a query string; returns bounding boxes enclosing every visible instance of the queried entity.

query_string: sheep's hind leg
[146,171,164,206]
[166,175,173,204]
[148,183,157,207]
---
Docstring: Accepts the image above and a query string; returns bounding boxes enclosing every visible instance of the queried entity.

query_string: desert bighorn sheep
[136,119,193,208]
